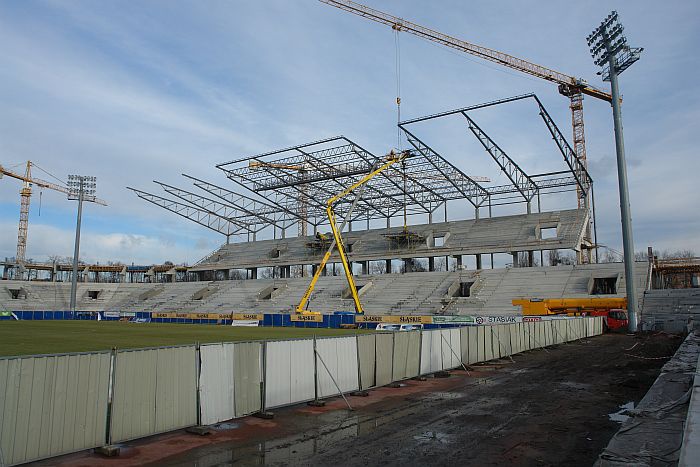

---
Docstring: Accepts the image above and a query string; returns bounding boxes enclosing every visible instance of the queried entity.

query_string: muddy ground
[39,332,682,467]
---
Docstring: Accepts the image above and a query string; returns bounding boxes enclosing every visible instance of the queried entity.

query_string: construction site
[1,1,699,466]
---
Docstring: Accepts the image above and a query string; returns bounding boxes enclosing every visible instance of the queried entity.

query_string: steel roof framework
[131,95,591,240]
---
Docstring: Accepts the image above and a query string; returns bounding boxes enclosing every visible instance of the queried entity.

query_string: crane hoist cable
[394,27,402,149]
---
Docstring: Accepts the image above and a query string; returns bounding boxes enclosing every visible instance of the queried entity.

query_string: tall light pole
[67,175,97,315]
[587,12,643,331]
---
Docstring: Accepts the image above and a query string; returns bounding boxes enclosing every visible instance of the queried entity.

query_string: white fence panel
[200,342,262,422]
[475,326,485,362]
[420,330,443,374]
[357,334,376,390]
[0,352,110,466]
[265,339,315,409]
[377,333,395,385]
[233,342,263,417]
[154,346,197,435]
[199,343,235,425]
[315,337,359,398]
[535,322,546,349]
[392,332,409,380]
[483,325,494,361]
[405,331,421,378]
[439,328,461,370]
[496,325,513,357]
[511,323,522,354]
[111,348,158,443]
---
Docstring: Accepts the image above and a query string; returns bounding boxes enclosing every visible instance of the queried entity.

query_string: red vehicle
[513,298,629,331]
[586,309,629,331]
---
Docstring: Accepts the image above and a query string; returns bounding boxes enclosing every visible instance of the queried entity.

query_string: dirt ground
[37,332,682,467]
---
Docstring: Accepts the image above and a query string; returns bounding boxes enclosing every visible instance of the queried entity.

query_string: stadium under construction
[1,3,699,467]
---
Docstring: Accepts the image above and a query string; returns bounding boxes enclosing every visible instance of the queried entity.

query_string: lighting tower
[587,11,643,331]
[67,175,97,314]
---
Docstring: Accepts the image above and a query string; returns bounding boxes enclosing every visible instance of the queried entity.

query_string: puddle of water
[211,422,240,431]
[423,391,464,401]
[558,381,591,391]
[413,431,451,444]
[608,401,634,423]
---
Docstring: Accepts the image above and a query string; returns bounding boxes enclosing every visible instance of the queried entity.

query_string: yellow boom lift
[296,150,411,314]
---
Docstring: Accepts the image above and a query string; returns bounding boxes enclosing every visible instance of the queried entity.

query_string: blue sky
[0,0,698,265]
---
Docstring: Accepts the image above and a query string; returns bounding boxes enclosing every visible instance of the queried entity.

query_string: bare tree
[402,258,426,273]
[548,249,561,266]
[433,256,447,272]
[369,260,386,275]
[600,249,620,263]
[230,269,247,280]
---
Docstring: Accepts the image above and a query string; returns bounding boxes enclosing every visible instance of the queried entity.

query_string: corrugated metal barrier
[0,316,604,466]
[264,339,315,409]
[0,352,111,466]
[110,346,197,443]
[315,337,359,398]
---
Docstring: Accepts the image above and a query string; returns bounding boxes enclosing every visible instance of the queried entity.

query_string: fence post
[105,347,118,446]
[195,342,201,427]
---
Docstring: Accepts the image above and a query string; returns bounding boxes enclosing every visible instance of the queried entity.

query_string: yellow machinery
[512,297,627,316]
[296,150,410,314]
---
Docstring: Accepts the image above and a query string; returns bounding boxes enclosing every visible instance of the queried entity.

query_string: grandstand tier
[1,262,649,317]
[191,209,589,273]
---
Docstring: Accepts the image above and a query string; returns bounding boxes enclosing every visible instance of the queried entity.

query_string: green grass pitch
[0,321,370,357]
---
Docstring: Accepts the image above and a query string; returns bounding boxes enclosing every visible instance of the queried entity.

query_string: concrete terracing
[1,262,648,315]
[190,209,589,273]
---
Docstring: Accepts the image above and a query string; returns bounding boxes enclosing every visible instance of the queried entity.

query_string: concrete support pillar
[455,255,463,269]
[428,257,435,272]
[312,264,317,276]
[249,268,258,280]
[386,217,391,229]
[528,251,534,267]
[491,254,495,269]
[322,264,327,276]
[362,261,368,275]
[475,254,482,270]
[512,252,518,268]
[403,258,410,273]
[386,259,392,274]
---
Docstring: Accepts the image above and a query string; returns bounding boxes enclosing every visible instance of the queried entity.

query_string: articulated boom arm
[296,150,410,314]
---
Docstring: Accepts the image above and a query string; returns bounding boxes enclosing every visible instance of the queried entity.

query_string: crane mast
[319,0,612,261]
[1,161,107,265]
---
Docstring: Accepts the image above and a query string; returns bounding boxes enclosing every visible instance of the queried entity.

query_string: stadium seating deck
[1,262,648,317]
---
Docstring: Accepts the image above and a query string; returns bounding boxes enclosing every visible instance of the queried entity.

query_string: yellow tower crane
[319,0,612,261]
[0,161,106,265]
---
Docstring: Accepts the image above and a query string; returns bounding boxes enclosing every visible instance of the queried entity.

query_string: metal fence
[0,316,603,466]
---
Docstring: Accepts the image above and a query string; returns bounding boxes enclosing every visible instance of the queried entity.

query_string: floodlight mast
[587,11,643,332]
[67,175,97,315]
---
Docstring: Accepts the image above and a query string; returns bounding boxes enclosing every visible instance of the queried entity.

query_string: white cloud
[0,221,216,265]
[0,0,698,264]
